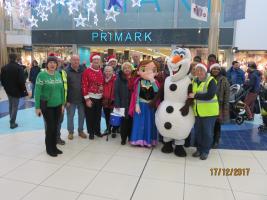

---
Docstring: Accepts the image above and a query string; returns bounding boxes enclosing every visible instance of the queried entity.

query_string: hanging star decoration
[66,0,80,15]
[4,1,12,16]
[45,0,55,13]
[28,15,38,28]
[94,13,98,26]
[104,6,120,22]
[35,3,46,17]
[73,13,87,27]
[131,0,142,7]
[40,13,48,22]
[55,0,65,6]
[86,0,96,13]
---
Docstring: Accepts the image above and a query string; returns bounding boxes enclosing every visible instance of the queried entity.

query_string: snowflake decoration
[104,6,120,22]
[73,13,87,27]
[86,0,96,13]
[131,0,142,7]
[28,15,38,28]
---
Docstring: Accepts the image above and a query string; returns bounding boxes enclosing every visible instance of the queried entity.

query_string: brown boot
[68,133,74,140]
[78,131,87,139]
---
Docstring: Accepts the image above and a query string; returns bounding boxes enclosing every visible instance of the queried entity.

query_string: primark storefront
[31,0,234,66]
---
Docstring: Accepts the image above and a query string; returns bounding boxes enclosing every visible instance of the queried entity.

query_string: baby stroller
[229,84,250,125]
[258,84,267,132]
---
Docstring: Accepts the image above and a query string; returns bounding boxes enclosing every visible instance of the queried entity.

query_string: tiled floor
[0,131,266,200]
[1,88,267,199]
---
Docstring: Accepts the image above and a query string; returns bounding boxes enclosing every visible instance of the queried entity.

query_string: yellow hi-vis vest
[60,70,68,103]
[192,76,219,117]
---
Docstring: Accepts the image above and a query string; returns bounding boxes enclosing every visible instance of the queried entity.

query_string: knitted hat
[209,63,221,71]
[90,53,101,63]
[195,63,207,72]
[107,55,117,64]
[46,53,58,65]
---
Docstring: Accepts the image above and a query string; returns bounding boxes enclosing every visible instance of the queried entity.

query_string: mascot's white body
[155,48,195,156]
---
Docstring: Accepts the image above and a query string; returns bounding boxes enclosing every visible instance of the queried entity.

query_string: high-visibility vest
[60,70,68,103]
[192,76,219,117]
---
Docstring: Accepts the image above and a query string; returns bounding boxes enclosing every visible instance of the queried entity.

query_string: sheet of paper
[113,108,125,117]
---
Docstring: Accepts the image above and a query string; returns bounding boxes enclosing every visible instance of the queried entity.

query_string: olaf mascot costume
[155,48,195,157]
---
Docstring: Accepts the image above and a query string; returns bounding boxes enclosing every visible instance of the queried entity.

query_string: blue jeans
[7,95,19,125]
[195,116,217,154]
[67,103,85,133]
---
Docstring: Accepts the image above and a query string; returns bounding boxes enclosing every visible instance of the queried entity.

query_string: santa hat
[209,63,221,71]
[107,55,118,64]
[195,63,207,73]
[90,53,101,63]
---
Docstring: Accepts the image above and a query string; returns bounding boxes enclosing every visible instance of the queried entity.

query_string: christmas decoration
[94,13,98,26]
[45,0,55,13]
[28,15,38,27]
[108,0,123,9]
[40,12,48,21]
[66,0,80,15]
[131,0,142,7]
[104,6,120,22]
[73,13,87,27]
[4,1,12,16]
[55,0,65,6]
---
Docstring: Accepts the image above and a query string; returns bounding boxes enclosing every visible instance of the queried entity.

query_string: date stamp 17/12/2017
[210,168,250,176]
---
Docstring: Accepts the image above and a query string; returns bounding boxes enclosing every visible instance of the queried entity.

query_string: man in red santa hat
[82,53,104,139]
[107,55,120,74]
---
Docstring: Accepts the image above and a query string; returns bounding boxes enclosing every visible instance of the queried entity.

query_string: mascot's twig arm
[179,83,193,116]
[149,82,164,109]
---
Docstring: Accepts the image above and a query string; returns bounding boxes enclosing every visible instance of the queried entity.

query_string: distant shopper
[243,62,261,120]
[82,53,104,140]
[35,55,65,157]
[29,60,40,98]
[66,55,87,140]
[193,56,202,63]
[207,54,217,70]
[131,52,141,69]
[1,53,28,129]
[226,61,245,86]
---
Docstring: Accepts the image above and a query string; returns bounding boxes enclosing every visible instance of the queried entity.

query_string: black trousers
[85,98,102,136]
[42,106,62,154]
[120,116,132,143]
[213,118,221,144]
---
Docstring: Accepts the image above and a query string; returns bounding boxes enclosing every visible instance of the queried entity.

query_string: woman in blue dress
[129,60,160,147]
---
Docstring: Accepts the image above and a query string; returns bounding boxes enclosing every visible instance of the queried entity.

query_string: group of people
[0,51,263,160]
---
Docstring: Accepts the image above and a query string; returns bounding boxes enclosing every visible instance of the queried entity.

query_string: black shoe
[200,153,208,160]
[55,148,63,154]
[111,133,116,138]
[121,140,126,145]
[192,151,201,157]
[161,141,173,153]
[89,135,94,140]
[10,123,18,129]
[174,145,187,157]
[47,152,57,157]
[57,138,65,145]
[95,133,102,137]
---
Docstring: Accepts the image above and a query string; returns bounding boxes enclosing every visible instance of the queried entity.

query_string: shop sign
[91,31,152,43]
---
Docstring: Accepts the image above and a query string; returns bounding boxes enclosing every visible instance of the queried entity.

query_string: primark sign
[91,31,152,43]
[32,29,234,46]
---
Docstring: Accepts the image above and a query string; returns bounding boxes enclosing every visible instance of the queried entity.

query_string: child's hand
[135,104,141,114]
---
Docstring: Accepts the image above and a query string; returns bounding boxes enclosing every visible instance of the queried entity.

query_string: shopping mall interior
[0,0,267,200]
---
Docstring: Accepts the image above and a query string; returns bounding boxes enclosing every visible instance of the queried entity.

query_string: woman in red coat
[102,65,116,137]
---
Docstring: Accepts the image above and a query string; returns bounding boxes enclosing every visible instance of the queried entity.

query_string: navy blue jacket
[245,70,261,93]
[226,67,245,85]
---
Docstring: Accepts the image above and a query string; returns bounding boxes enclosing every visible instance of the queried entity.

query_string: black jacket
[29,65,40,84]
[114,71,132,116]
[1,61,27,98]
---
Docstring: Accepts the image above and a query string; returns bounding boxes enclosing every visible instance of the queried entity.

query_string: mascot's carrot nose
[172,55,182,64]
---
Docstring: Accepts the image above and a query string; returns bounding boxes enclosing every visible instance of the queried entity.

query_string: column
[208,0,221,57]
[0,2,8,68]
